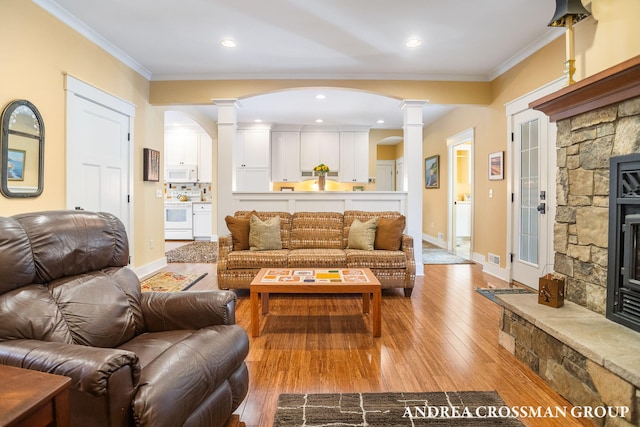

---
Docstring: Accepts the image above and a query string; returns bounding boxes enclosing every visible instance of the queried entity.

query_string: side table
[0,364,71,427]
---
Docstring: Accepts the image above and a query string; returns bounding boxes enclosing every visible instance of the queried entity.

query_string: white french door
[510,109,554,288]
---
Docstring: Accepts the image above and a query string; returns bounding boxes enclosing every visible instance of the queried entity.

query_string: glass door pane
[519,119,539,265]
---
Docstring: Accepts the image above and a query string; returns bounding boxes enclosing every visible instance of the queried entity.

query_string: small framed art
[425,155,439,189]
[143,148,160,182]
[488,151,504,180]
[7,149,26,181]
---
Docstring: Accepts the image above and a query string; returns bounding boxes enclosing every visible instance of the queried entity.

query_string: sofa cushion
[347,218,378,250]
[375,215,406,250]
[249,215,282,251]
[225,215,250,251]
[345,249,407,269]
[48,267,145,347]
[227,250,289,269]
[8,211,129,285]
[288,249,347,268]
[235,211,292,249]
[290,212,344,249]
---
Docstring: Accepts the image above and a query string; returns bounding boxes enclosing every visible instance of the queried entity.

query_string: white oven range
[164,201,193,240]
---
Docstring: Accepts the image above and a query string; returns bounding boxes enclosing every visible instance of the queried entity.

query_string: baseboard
[472,252,509,282]
[422,233,447,248]
[422,234,508,280]
[133,257,167,279]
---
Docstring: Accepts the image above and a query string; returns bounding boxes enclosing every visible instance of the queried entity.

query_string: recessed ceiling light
[377,119,385,124]
[406,38,422,48]
[220,39,237,48]
[254,119,262,122]
[316,94,326,100]
[315,119,323,123]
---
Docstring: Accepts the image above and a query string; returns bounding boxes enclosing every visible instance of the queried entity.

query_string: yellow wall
[0,0,164,268]
[3,0,639,274]
[421,0,640,267]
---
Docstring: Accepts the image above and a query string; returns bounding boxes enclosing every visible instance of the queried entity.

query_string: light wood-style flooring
[161,248,592,427]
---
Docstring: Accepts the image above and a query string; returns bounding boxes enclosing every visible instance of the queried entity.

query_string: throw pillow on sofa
[347,218,378,250]
[225,215,251,250]
[375,215,406,250]
[249,215,282,251]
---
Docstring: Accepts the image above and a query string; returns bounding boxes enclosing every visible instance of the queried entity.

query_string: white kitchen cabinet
[235,128,271,191]
[339,131,369,182]
[236,129,270,168]
[192,202,212,240]
[165,129,199,168]
[236,168,270,192]
[271,131,300,182]
[197,131,213,182]
[299,132,340,174]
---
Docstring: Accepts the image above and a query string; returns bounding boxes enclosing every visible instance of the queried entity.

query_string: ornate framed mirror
[1,100,44,198]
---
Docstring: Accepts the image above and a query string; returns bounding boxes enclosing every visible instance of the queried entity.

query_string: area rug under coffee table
[274,391,524,426]
[140,272,207,292]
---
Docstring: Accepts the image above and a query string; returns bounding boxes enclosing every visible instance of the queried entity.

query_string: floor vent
[488,253,500,265]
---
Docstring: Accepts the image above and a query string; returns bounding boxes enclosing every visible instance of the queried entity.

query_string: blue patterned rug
[476,287,536,303]
[422,248,473,265]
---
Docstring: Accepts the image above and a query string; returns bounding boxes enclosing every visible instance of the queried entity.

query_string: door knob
[536,203,546,214]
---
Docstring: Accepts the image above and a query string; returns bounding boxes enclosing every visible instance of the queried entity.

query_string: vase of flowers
[314,164,329,191]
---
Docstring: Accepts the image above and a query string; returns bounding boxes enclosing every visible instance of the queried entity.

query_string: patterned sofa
[218,210,416,296]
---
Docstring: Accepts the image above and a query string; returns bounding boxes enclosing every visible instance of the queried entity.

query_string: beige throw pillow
[347,218,378,251]
[249,215,282,251]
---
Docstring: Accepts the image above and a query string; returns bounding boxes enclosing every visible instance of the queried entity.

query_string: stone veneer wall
[500,308,638,427]
[553,96,640,314]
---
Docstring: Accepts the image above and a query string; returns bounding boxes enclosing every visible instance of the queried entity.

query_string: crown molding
[33,0,152,80]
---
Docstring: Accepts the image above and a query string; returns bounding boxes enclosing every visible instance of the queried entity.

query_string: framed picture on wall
[488,151,504,180]
[425,155,439,188]
[7,149,26,181]
[143,148,160,182]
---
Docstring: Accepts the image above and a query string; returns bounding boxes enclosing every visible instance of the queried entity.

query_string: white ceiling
[37,0,562,130]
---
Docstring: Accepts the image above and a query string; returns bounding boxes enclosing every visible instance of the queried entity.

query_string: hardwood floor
[161,259,593,427]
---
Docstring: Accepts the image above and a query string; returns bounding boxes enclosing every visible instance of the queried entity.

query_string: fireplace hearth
[608,153,640,333]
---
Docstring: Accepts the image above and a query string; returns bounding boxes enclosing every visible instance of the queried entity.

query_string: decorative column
[401,100,427,277]
[213,99,240,235]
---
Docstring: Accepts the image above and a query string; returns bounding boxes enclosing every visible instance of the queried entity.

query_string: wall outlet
[437,232,444,240]
[149,239,154,249]
[155,189,163,198]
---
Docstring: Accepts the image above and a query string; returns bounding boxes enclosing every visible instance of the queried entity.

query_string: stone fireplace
[496,56,640,427]
[533,55,640,321]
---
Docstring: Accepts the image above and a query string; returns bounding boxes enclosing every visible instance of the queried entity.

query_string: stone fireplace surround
[497,56,640,427]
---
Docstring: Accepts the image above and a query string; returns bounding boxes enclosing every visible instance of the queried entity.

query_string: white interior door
[446,129,474,259]
[395,157,404,191]
[66,76,133,235]
[511,109,553,288]
[376,160,395,191]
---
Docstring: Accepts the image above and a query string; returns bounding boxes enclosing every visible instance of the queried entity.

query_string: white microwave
[166,164,198,182]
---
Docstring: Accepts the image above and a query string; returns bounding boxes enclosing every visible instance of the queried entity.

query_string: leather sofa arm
[141,290,237,331]
[0,339,139,396]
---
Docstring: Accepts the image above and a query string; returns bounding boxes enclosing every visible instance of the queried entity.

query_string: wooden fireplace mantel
[530,55,640,122]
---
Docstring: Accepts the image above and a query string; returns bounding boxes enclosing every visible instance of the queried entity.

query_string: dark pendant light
[548,0,591,27]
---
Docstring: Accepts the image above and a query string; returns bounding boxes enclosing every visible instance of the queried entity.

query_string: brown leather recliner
[0,210,249,427]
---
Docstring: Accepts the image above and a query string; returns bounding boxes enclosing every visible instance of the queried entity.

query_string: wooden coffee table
[250,268,381,337]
